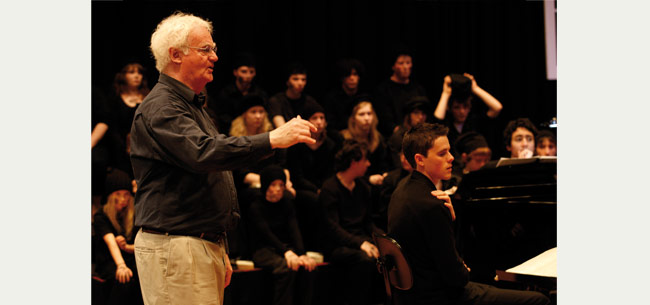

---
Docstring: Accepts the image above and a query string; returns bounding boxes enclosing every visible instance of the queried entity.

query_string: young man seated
[388,123,550,305]
[503,117,538,158]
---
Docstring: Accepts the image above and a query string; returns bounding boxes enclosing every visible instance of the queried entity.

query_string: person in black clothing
[208,52,268,133]
[130,12,316,305]
[319,140,384,305]
[268,62,320,128]
[106,62,151,178]
[93,169,143,305]
[433,73,502,155]
[388,123,550,305]
[374,47,428,137]
[321,58,370,132]
[248,165,317,305]
[387,95,433,169]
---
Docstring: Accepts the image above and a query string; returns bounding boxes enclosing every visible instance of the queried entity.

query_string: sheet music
[505,247,557,278]
[496,156,557,167]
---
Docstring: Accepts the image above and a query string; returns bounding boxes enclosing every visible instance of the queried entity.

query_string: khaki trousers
[134,228,227,305]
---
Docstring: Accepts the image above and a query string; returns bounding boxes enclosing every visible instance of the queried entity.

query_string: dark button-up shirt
[130,73,273,234]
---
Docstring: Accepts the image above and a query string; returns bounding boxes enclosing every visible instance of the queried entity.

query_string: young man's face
[287,73,307,94]
[265,179,285,203]
[308,112,327,137]
[536,138,556,156]
[450,100,471,124]
[342,69,359,92]
[417,136,454,184]
[507,127,535,158]
[392,55,412,79]
[233,66,256,85]
[349,154,371,178]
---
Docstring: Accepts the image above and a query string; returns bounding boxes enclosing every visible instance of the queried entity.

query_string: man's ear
[461,152,469,163]
[169,47,183,64]
[233,69,238,77]
[506,145,512,152]
[414,153,425,168]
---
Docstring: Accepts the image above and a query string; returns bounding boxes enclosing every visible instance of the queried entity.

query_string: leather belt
[142,227,226,244]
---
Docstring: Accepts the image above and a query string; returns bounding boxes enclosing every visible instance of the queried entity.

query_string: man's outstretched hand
[269,116,317,149]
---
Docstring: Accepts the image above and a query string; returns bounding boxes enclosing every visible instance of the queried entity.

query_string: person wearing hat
[433,73,503,150]
[248,165,317,305]
[387,95,433,169]
[93,168,143,305]
[209,51,269,133]
[228,94,273,137]
[455,131,492,174]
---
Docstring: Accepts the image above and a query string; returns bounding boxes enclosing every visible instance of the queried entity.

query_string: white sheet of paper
[506,247,557,278]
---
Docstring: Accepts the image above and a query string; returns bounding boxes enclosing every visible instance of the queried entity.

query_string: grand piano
[453,157,557,284]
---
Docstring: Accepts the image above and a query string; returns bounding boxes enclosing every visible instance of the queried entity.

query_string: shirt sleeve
[145,103,273,173]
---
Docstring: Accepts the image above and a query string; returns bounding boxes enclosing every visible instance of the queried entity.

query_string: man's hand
[224,254,233,288]
[442,75,452,96]
[431,190,455,221]
[516,148,534,159]
[298,255,318,272]
[115,264,133,284]
[284,250,301,271]
[360,241,379,258]
[463,73,480,93]
[269,116,317,149]
[115,235,127,250]
[463,260,471,272]
[368,173,388,185]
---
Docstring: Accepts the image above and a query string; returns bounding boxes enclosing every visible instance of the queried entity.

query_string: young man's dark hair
[402,123,449,169]
[232,51,256,69]
[502,118,538,148]
[285,62,308,80]
[334,140,368,172]
[335,58,365,81]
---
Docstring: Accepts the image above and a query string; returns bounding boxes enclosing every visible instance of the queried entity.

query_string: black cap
[232,52,256,69]
[403,96,432,115]
[299,101,325,120]
[237,94,266,116]
[103,168,132,203]
[449,73,472,101]
[454,132,489,155]
[260,165,286,193]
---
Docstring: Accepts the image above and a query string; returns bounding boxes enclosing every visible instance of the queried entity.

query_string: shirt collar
[158,73,205,108]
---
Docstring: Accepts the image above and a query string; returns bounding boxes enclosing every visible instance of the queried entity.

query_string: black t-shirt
[92,210,136,279]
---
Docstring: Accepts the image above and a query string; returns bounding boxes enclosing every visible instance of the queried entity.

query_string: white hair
[150,12,213,72]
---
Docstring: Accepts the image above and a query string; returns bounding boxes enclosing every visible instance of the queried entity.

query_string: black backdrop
[92,0,556,157]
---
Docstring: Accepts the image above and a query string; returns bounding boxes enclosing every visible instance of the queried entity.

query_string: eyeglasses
[188,45,217,55]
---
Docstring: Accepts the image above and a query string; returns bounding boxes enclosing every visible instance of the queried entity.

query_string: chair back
[373,233,413,304]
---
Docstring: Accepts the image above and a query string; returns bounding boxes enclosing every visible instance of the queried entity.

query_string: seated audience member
[106,63,151,178]
[268,62,320,128]
[248,165,317,305]
[286,102,339,251]
[286,102,338,194]
[376,132,414,232]
[321,58,369,132]
[503,118,538,159]
[341,97,391,186]
[210,52,268,133]
[319,140,384,305]
[433,73,502,152]
[93,169,143,305]
[388,123,550,305]
[374,46,428,137]
[387,95,432,169]
[229,94,294,200]
[535,129,557,157]
[452,131,492,186]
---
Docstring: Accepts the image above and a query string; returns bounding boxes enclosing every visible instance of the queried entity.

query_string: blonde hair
[341,101,381,152]
[102,191,135,240]
[150,12,213,72]
[229,113,273,137]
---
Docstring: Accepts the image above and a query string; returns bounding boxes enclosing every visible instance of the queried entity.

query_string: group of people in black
[91,45,557,305]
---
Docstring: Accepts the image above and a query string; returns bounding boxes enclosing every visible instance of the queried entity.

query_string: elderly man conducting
[130,12,316,305]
